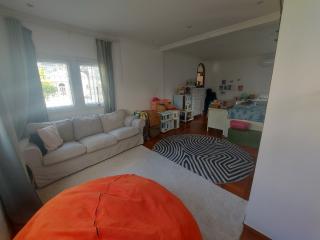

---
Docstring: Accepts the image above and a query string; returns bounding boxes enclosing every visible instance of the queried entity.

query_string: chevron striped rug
[153,134,255,184]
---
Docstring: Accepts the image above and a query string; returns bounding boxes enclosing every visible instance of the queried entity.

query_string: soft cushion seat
[109,126,139,140]
[79,133,117,153]
[43,142,86,166]
[14,175,202,240]
[37,125,63,151]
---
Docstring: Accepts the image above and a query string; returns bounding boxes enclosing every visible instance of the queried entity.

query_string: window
[38,62,73,108]
[80,65,104,105]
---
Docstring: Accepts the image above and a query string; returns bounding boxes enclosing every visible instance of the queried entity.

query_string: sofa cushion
[37,125,63,151]
[109,127,139,141]
[124,115,134,127]
[55,119,74,142]
[100,110,127,133]
[79,133,117,153]
[27,119,74,142]
[73,115,103,140]
[43,142,86,166]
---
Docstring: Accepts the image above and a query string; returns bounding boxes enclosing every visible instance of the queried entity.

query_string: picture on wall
[219,79,236,94]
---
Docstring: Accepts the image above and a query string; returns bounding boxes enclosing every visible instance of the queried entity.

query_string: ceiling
[172,21,279,60]
[0,0,280,46]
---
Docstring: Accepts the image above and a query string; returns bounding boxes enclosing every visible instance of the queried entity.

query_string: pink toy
[230,120,250,130]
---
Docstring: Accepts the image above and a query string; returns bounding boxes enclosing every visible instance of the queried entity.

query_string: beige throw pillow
[37,125,63,151]
[100,110,126,133]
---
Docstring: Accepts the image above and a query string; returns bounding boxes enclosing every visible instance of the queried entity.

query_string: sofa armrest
[124,115,134,127]
[131,119,145,133]
[19,138,43,169]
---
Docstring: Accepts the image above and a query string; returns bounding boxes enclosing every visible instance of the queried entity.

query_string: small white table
[207,108,229,137]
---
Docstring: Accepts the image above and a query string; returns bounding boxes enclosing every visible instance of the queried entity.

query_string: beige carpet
[38,146,247,240]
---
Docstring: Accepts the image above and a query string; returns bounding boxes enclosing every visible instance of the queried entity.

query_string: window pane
[38,62,73,108]
[80,65,104,105]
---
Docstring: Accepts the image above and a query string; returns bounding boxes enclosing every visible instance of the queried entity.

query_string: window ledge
[47,106,74,112]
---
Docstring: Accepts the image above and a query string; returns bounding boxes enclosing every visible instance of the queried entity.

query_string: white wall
[116,39,163,111]
[206,56,274,100]
[163,51,201,99]
[21,22,164,119]
[26,22,98,60]
[245,1,320,239]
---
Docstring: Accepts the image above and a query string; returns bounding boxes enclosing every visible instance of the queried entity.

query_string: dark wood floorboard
[241,224,271,240]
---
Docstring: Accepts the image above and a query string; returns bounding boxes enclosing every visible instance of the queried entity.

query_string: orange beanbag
[15,174,202,240]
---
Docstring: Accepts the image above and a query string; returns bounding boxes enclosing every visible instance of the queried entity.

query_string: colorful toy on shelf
[151,97,177,112]
[133,111,148,120]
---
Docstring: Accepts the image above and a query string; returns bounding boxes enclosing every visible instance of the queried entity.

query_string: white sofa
[19,110,145,188]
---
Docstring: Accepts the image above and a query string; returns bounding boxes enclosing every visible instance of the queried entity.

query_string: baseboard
[241,224,270,240]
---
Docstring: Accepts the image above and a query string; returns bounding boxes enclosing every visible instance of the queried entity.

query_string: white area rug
[37,146,247,240]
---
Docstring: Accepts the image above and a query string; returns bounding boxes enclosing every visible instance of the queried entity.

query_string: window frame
[78,62,104,107]
[37,55,105,114]
[37,59,75,110]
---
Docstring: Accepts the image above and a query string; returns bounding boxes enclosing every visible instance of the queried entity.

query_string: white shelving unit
[173,94,194,123]
[173,94,192,111]
[160,110,180,133]
[180,110,193,123]
[172,110,180,129]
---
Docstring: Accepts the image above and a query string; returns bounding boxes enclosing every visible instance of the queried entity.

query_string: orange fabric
[15,174,202,240]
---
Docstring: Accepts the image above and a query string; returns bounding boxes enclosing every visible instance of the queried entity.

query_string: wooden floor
[143,116,268,240]
[143,115,258,201]
[240,225,271,240]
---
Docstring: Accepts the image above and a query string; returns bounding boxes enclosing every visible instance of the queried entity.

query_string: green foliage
[38,65,58,99]
[41,81,58,99]
[38,66,46,80]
